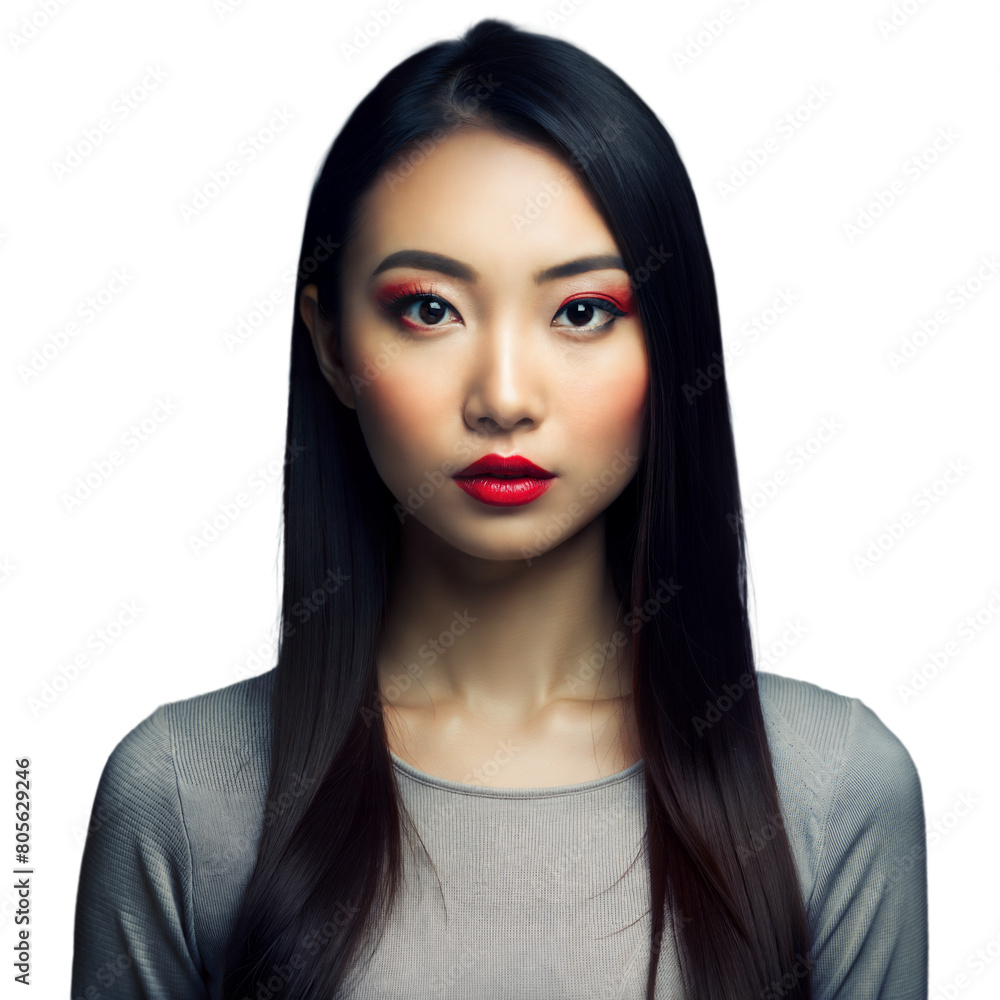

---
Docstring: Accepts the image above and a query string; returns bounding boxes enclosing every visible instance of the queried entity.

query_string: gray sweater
[70,669,928,999]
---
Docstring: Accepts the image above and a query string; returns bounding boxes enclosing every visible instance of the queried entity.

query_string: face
[301,128,648,562]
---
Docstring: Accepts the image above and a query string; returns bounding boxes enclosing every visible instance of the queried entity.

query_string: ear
[299,284,357,410]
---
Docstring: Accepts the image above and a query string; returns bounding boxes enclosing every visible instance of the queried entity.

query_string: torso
[381,695,642,789]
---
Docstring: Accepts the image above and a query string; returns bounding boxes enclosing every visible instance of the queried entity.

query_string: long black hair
[221,18,811,1000]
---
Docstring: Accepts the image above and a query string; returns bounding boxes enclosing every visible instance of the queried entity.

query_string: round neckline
[389,750,644,798]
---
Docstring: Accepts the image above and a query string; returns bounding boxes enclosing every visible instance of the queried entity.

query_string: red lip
[453,453,556,507]
[454,453,554,478]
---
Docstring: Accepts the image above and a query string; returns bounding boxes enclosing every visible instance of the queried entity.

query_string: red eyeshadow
[564,285,633,314]
[374,280,433,306]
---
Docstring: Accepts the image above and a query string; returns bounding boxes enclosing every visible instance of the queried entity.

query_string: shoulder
[85,669,276,910]
[756,669,919,784]
[102,668,275,802]
[75,672,276,993]
[159,668,275,791]
[755,671,925,900]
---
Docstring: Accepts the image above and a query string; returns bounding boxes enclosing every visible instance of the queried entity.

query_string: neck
[376,512,632,726]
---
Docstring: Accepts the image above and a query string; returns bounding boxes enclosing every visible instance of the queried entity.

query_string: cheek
[577,349,649,444]
[349,355,451,480]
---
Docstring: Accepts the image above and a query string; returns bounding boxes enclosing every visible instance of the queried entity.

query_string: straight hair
[222,18,812,1000]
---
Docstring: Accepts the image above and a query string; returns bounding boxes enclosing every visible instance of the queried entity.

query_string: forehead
[345,129,618,281]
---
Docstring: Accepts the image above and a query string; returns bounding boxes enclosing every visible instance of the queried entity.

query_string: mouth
[452,453,556,507]
[454,453,555,478]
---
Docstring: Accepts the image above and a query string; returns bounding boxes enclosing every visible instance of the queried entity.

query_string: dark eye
[385,294,461,330]
[552,298,627,333]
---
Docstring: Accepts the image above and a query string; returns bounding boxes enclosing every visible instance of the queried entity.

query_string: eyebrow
[370,249,628,284]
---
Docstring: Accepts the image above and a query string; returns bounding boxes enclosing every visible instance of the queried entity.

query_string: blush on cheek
[351,361,448,467]
[572,355,648,438]
[580,388,645,445]
[608,363,649,430]
[354,366,421,422]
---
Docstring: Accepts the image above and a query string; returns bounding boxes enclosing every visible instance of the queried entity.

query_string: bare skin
[299,128,648,787]
[375,517,642,787]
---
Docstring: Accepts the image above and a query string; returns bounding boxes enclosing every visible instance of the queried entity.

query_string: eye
[377,283,462,331]
[376,286,629,335]
[552,297,628,333]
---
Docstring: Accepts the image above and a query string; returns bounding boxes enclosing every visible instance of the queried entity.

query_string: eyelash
[376,282,628,335]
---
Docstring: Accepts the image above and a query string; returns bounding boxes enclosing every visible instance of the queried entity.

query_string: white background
[2,0,998,995]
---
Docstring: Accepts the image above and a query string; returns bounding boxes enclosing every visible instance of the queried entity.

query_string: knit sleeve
[806,697,928,1000]
[71,705,209,1000]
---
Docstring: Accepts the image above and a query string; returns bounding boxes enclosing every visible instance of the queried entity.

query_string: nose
[462,319,546,434]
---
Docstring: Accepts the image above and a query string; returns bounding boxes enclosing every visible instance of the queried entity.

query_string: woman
[71,18,927,1000]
